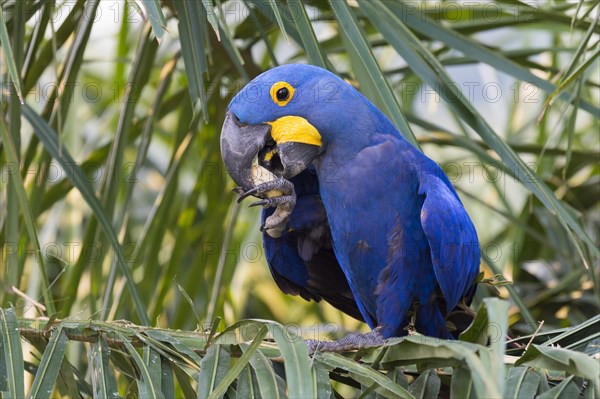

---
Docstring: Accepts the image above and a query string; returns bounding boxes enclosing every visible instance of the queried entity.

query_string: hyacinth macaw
[220,64,480,340]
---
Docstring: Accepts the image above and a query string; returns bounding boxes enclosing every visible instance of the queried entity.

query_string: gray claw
[237,179,295,202]
[249,195,296,209]
[249,199,268,207]
[238,186,261,202]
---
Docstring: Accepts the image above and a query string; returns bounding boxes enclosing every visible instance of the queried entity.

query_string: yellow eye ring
[270,81,295,106]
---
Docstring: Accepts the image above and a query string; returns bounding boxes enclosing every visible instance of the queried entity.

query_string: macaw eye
[276,87,289,101]
[270,81,295,106]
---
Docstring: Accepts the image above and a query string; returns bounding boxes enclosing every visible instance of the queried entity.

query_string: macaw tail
[415,303,454,340]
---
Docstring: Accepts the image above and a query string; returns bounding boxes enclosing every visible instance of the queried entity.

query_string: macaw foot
[235,178,295,203]
[234,179,296,238]
[261,204,295,238]
[306,328,385,353]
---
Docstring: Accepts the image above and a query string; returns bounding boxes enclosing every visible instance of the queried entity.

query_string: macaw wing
[419,174,480,311]
[261,170,364,321]
[262,223,316,299]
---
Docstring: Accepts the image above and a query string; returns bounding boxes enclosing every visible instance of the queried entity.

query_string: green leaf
[214,320,268,345]
[504,367,530,399]
[311,361,332,399]
[537,376,581,399]
[173,362,198,398]
[174,0,209,121]
[388,367,409,389]
[268,323,313,399]
[22,105,150,326]
[212,320,280,359]
[451,367,475,399]
[516,344,600,385]
[246,345,285,399]
[462,348,503,398]
[200,0,220,40]
[540,315,600,351]
[459,298,508,348]
[206,200,242,323]
[243,0,306,62]
[0,308,24,399]
[215,17,247,80]
[0,334,6,391]
[504,367,542,399]
[4,0,24,296]
[316,352,414,399]
[55,358,81,398]
[141,0,166,39]
[160,357,175,399]
[483,299,509,395]
[542,47,600,112]
[0,5,24,102]
[236,366,261,399]
[143,346,163,396]
[145,329,204,367]
[459,302,491,345]
[378,336,476,369]
[0,114,55,313]
[563,6,598,79]
[373,336,502,397]
[28,327,68,399]
[286,0,327,68]
[408,369,440,399]
[118,332,165,399]
[208,325,268,399]
[266,0,289,43]
[88,336,119,399]
[198,345,231,399]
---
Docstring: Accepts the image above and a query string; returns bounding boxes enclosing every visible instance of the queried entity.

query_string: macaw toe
[306,328,385,353]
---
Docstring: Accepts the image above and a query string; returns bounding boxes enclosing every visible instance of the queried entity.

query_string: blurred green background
[0,0,599,395]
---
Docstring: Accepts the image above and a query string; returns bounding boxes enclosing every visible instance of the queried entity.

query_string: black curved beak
[220,111,272,191]
[277,142,323,179]
[221,111,324,192]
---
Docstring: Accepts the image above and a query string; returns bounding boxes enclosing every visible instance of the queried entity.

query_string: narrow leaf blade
[0,6,24,102]
[0,308,25,399]
[89,336,119,399]
[198,345,231,399]
[141,0,166,39]
[28,327,68,399]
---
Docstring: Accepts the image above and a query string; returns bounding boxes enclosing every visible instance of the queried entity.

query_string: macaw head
[220,64,395,190]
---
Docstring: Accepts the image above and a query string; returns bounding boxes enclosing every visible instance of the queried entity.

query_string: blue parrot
[220,64,480,340]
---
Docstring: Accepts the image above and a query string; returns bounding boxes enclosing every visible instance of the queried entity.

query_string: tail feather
[415,303,454,339]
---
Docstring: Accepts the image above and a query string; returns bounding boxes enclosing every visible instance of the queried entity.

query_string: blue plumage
[261,169,364,322]
[224,64,480,338]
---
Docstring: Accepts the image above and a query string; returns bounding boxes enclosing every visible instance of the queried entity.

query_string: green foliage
[2,301,598,398]
[0,0,598,397]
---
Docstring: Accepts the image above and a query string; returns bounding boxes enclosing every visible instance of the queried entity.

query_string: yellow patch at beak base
[267,116,322,146]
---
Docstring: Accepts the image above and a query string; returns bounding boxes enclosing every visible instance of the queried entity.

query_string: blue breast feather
[261,169,364,322]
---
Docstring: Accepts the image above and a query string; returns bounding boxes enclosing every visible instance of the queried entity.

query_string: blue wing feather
[261,170,364,321]
[317,134,480,338]
[419,174,480,312]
